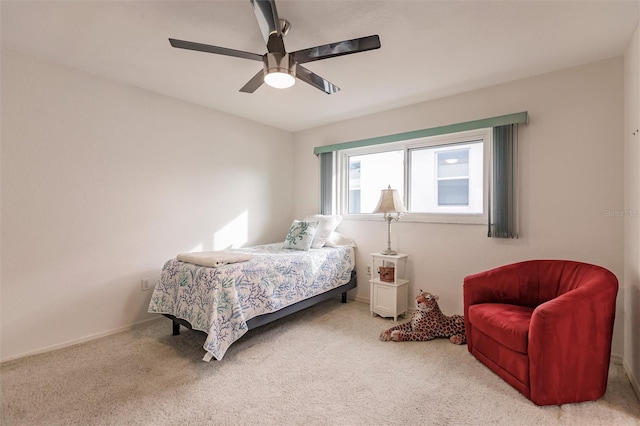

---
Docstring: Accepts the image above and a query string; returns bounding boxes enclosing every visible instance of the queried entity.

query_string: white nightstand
[369,253,409,321]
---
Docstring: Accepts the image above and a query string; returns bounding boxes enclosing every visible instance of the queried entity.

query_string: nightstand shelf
[369,253,409,322]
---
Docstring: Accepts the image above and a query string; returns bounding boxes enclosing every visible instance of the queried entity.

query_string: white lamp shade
[372,187,408,214]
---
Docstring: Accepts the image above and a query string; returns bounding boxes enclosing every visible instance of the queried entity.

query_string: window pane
[438,179,469,205]
[349,189,361,213]
[348,151,403,214]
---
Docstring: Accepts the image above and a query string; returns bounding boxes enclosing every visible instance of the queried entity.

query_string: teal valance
[313,111,528,155]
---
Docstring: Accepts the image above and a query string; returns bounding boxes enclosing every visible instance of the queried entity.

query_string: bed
[148,240,356,361]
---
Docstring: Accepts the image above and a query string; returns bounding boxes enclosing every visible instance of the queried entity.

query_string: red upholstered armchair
[463,260,618,406]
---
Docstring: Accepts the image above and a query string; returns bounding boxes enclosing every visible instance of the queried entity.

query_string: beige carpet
[1,299,639,425]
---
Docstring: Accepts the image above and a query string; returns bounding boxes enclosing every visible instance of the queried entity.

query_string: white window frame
[337,128,492,224]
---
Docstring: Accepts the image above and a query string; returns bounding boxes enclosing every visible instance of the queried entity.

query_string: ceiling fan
[169,0,381,94]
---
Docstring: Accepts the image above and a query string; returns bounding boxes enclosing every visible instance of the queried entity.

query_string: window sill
[343,213,487,225]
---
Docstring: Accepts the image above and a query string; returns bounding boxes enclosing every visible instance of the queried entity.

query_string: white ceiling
[2,0,638,132]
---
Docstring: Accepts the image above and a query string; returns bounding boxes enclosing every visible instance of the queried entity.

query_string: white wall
[293,58,626,357]
[0,49,293,362]
[624,21,640,397]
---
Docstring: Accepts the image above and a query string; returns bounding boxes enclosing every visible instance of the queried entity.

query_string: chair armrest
[528,281,618,405]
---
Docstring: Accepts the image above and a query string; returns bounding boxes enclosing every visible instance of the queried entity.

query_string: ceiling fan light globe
[264,71,295,89]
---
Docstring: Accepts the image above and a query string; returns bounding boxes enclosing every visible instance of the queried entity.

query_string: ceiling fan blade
[292,35,381,64]
[296,65,340,95]
[169,38,263,61]
[239,70,265,93]
[250,0,281,44]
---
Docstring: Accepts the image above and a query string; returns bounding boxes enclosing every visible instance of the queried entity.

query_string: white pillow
[303,214,342,248]
[324,231,357,248]
[283,220,319,251]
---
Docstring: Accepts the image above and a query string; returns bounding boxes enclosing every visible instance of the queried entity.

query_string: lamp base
[380,249,398,256]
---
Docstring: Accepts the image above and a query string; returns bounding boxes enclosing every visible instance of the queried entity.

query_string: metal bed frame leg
[172,321,180,335]
[341,292,347,303]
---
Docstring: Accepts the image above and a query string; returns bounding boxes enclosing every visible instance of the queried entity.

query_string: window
[317,112,526,234]
[338,129,490,223]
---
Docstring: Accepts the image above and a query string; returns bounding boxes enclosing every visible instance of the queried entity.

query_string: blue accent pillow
[283,220,319,251]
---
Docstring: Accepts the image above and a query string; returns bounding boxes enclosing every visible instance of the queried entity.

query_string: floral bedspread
[148,243,355,360]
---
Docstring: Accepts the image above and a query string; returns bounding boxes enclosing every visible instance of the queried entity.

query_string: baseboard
[623,358,640,401]
[354,295,369,305]
[611,352,623,365]
[0,316,163,364]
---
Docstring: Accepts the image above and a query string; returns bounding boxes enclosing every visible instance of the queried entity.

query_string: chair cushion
[468,303,534,354]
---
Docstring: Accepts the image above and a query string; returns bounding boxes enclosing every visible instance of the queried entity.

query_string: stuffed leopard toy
[380,290,466,344]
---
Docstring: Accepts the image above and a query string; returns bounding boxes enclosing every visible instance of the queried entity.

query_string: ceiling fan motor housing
[264,52,296,78]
